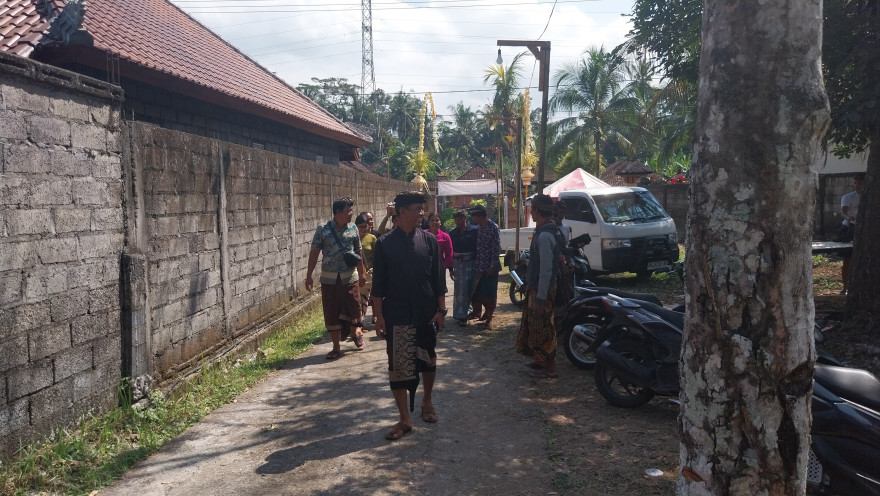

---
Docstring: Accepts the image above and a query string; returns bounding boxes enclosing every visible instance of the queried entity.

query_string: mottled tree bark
[679,1,830,495]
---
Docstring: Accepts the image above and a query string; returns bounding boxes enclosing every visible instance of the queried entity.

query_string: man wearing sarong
[516,194,562,378]
[448,209,478,326]
[468,204,501,328]
[306,198,367,360]
[371,191,447,441]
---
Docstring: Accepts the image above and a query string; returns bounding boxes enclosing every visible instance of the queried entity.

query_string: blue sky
[173,0,635,117]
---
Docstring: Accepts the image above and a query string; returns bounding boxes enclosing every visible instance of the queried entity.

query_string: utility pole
[497,40,550,192]
[361,0,376,116]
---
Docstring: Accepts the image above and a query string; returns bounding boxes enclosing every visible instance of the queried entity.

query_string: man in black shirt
[448,209,479,325]
[371,191,447,441]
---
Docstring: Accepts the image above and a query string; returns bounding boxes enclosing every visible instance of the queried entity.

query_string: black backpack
[552,227,574,305]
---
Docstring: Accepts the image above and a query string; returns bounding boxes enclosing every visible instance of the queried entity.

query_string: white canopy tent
[543,168,610,199]
[437,179,499,196]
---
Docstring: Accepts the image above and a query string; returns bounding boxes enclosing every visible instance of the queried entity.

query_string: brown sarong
[515,287,557,362]
[320,274,362,331]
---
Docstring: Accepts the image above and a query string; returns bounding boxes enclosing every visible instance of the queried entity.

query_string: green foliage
[0,306,326,496]
[549,47,641,176]
[823,0,880,156]
[624,0,702,85]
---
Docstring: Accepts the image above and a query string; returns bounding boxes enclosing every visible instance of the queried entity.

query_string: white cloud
[173,0,634,114]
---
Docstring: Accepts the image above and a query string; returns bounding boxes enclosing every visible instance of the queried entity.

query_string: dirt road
[99,276,679,495]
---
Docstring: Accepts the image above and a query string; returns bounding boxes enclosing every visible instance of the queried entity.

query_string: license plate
[646,260,668,271]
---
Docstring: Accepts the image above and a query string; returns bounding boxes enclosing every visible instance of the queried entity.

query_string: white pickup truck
[500,187,680,277]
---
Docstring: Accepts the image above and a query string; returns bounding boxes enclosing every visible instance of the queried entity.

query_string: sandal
[384,422,412,441]
[325,350,342,360]
[353,333,364,349]
[420,405,438,423]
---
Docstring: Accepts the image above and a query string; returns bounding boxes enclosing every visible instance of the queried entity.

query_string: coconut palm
[549,47,641,176]
[386,91,421,140]
[483,53,527,119]
[440,102,483,169]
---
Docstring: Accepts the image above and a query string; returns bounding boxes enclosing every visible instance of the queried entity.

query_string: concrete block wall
[0,53,125,456]
[0,52,410,457]
[645,183,689,240]
[130,125,227,377]
[129,122,410,380]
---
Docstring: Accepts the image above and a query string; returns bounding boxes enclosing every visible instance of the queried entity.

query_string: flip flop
[384,422,412,441]
[353,334,365,349]
[325,350,342,360]
[525,362,545,370]
[420,405,438,423]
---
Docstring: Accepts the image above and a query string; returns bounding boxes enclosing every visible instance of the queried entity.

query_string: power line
[180,0,603,14]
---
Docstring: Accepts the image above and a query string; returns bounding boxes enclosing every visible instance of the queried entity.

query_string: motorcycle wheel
[509,282,527,307]
[594,339,655,408]
[562,320,600,370]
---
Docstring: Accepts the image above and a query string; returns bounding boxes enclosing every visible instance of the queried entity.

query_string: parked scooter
[810,363,880,495]
[558,289,663,370]
[586,295,880,495]
[557,259,681,370]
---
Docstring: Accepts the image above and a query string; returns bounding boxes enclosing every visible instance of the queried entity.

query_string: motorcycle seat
[814,364,880,413]
[632,300,685,329]
[583,287,662,306]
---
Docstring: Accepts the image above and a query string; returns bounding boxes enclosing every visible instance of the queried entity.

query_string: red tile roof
[0,0,61,56]
[601,159,657,186]
[457,165,497,181]
[0,0,369,147]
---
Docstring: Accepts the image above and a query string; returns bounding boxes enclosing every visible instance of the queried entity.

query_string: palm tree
[549,47,641,175]
[483,53,527,121]
[385,91,421,140]
[483,53,528,185]
[440,102,483,171]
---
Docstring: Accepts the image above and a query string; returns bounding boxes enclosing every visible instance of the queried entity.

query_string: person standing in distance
[371,191,447,441]
[516,194,563,378]
[305,198,367,360]
[468,204,501,328]
[840,172,865,294]
[448,209,478,326]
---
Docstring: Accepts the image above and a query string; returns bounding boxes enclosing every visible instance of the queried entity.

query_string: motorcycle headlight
[602,238,631,249]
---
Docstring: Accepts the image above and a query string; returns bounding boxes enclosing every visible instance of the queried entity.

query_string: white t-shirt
[557,222,572,242]
[841,191,859,226]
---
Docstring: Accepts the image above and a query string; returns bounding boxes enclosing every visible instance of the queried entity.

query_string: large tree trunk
[846,130,880,327]
[679,1,830,495]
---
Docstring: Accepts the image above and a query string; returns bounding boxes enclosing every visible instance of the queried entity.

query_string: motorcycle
[586,295,880,494]
[508,233,593,307]
[810,363,880,495]
[557,259,682,371]
[558,289,664,370]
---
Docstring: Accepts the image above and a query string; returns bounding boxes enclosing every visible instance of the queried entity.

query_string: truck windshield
[593,191,669,224]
